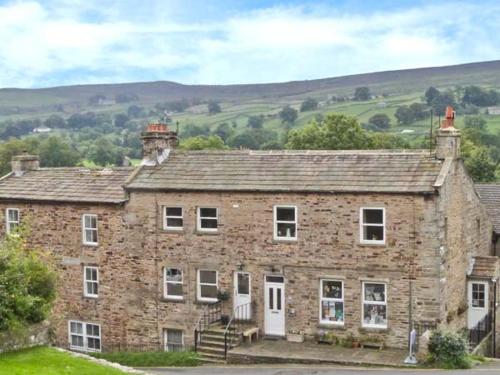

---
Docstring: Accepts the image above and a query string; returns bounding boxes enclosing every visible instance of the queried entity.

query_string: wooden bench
[243,327,259,344]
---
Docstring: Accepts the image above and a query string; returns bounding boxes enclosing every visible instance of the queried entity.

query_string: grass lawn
[0,346,128,375]
[90,350,199,367]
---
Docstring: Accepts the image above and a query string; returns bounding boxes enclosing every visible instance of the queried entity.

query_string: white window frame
[164,329,184,352]
[197,207,218,232]
[164,267,183,300]
[68,320,101,353]
[82,214,98,246]
[360,207,386,245]
[164,207,183,231]
[319,279,344,326]
[5,208,20,234]
[83,266,99,298]
[362,282,388,329]
[197,269,218,302]
[273,205,298,241]
[470,281,488,310]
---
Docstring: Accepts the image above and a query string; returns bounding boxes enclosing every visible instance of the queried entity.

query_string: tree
[425,87,440,105]
[395,106,414,125]
[179,135,227,150]
[247,115,264,129]
[354,87,371,101]
[181,123,210,138]
[214,122,233,141]
[286,114,371,150]
[279,105,298,124]
[409,103,429,121]
[465,147,497,182]
[370,133,410,149]
[127,105,145,118]
[300,98,318,112]
[87,137,124,166]
[67,112,97,129]
[464,116,487,130]
[368,114,391,130]
[114,113,130,128]
[38,136,80,167]
[208,101,222,115]
[0,228,56,332]
[462,85,499,107]
[431,91,457,116]
[43,115,66,129]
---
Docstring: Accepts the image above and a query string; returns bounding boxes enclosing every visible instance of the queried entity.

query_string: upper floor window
[83,266,99,298]
[68,321,101,352]
[197,269,218,302]
[164,329,184,352]
[274,205,297,240]
[197,208,218,232]
[164,267,183,300]
[362,282,387,328]
[320,279,344,325]
[360,208,385,244]
[6,208,20,234]
[82,214,98,245]
[164,207,183,230]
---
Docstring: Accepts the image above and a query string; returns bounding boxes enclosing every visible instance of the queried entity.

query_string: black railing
[469,312,492,349]
[224,302,252,359]
[194,301,223,352]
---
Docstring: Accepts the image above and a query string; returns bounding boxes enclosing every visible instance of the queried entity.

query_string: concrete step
[197,345,226,355]
[197,351,226,360]
[199,356,226,365]
[199,339,226,348]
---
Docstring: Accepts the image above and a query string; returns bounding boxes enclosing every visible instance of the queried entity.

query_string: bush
[90,351,199,367]
[427,331,471,369]
[0,226,56,333]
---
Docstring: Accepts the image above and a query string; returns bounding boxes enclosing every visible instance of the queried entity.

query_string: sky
[0,0,499,88]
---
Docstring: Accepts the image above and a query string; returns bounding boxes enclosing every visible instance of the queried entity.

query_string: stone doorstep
[227,341,408,368]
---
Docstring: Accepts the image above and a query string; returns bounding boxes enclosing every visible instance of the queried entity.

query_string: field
[1,59,500,145]
[0,346,128,375]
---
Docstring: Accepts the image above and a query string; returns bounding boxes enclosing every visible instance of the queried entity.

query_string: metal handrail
[194,301,223,352]
[223,302,252,359]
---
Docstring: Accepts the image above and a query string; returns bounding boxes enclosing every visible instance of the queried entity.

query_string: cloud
[0,1,499,87]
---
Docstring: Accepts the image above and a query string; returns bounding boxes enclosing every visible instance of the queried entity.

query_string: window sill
[83,295,98,300]
[82,243,99,248]
[317,323,346,330]
[358,242,386,247]
[272,238,298,244]
[359,326,389,332]
[194,299,218,305]
[195,231,220,236]
[160,297,186,304]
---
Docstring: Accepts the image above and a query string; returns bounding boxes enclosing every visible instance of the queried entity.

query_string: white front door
[264,276,285,336]
[468,281,489,328]
[234,272,251,320]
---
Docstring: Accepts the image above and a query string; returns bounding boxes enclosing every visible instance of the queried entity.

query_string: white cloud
[0,1,499,87]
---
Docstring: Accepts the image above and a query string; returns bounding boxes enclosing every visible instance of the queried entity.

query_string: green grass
[0,346,128,375]
[90,350,199,367]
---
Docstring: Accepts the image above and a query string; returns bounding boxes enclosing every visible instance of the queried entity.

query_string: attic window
[360,208,385,244]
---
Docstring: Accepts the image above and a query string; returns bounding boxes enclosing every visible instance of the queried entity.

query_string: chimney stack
[11,152,40,176]
[141,122,178,164]
[435,106,461,160]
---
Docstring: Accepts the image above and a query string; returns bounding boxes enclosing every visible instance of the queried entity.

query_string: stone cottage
[0,110,499,360]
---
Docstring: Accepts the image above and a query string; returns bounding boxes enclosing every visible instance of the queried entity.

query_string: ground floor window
[362,282,387,328]
[164,329,184,352]
[319,279,344,325]
[197,269,218,302]
[68,321,101,352]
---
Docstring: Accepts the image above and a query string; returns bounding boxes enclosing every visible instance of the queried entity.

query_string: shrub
[427,331,471,369]
[0,225,56,333]
[90,351,199,367]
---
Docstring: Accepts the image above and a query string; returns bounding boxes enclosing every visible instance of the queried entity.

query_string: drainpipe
[408,198,417,350]
[493,280,497,358]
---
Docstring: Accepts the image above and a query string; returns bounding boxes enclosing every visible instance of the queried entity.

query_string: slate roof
[470,256,499,279]
[126,150,444,193]
[475,183,500,234]
[0,167,134,203]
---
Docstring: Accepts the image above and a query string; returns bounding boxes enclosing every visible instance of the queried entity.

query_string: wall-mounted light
[238,263,244,271]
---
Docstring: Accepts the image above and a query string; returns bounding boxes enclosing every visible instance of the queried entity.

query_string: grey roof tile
[475,183,500,234]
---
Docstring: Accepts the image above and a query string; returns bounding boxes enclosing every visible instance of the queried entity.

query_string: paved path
[142,361,500,375]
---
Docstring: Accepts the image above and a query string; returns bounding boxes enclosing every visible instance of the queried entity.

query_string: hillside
[2,60,500,116]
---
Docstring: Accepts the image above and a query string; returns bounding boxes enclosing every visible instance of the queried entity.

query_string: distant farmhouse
[0,108,499,361]
[488,106,500,115]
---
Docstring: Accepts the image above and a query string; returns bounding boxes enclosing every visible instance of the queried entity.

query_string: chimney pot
[436,106,460,159]
[141,121,178,163]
